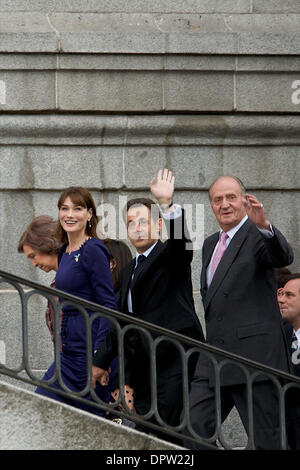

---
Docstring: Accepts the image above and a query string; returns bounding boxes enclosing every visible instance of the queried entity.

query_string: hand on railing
[92,365,110,387]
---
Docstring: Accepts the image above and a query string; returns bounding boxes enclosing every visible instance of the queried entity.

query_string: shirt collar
[221,214,248,240]
[135,241,158,263]
[294,328,300,343]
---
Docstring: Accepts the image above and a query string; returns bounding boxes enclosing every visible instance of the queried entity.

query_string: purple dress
[35,238,117,417]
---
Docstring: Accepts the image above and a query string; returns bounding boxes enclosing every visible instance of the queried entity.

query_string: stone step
[0,379,183,449]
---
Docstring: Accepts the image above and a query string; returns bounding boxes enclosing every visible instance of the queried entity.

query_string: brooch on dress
[74,254,80,262]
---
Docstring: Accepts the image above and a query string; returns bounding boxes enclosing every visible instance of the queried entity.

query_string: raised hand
[150,169,175,206]
[243,193,271,230]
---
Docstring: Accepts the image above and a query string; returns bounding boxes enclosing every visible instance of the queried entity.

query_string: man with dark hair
[92,169,204,440]
[278,274,300,449]
[278,274,300,372]
[278,274,300,380]
[186,175,294,450]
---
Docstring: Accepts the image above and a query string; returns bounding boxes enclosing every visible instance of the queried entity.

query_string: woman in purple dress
[35,187,117,417]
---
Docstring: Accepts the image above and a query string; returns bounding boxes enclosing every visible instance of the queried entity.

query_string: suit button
[216,338,224,345]
[217,316,223,322]
[223,292,228,297]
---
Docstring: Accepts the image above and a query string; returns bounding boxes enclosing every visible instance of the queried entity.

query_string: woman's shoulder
[85,237,106,248]
[82,237,110,258]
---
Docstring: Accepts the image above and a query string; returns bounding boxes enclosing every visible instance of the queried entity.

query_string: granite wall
[0,0,299,449]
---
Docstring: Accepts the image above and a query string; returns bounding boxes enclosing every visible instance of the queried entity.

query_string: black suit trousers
[286,385,300,450]
[133,370,183,445]
[184,375,285,450]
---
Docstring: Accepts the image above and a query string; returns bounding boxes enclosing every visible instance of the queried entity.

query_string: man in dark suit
[186,175,294,450]
[278,274,300,449]
[92,169,204,439]
[278,273,300,377]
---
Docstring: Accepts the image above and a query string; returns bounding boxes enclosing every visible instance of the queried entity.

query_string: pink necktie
[209,231,229,285]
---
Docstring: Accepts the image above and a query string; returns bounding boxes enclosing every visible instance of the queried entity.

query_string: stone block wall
[0,0,299,448]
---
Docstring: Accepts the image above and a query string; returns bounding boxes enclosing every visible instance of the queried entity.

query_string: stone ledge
[1,69,300,112]
[253,0,300,13]
[47,13,300,34]
[0,1,253,14]
[2,12,300,34]
[0,31,58,52]
[2,53,300,73]
[0,32,299,55]
[57,31,300,55]
[1,12,300,54]
[0,379,183,449]
[0,114,300,146]
[1,144,300,191]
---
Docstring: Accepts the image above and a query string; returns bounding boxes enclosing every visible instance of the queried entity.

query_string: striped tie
[208,231,229,285]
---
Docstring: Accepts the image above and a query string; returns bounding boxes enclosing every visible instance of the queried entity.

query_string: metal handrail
[1,268,299,450]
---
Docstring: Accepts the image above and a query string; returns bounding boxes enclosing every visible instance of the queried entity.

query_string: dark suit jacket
[93,209,204,394]
[197,218,293,387]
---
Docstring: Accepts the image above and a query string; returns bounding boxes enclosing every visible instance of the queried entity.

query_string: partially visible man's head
[209,176,247,232]
[278,274,300,328]
[124,198,162,254]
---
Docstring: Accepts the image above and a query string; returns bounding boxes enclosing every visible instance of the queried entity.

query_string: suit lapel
[121,240,164,311]
[130,240,164,292]
[204,218,251,311]
[120,259,135,310]
[201,232,219,293]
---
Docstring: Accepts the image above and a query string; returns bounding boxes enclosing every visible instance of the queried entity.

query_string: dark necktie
[128,254,146,312]
[132,254,146,279]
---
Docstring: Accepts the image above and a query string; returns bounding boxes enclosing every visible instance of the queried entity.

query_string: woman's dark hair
[55,186,99,243]
[103,238,133,290]
[18,215,61,255]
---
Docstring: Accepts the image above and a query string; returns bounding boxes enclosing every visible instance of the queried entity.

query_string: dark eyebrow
[61,203,83,209]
